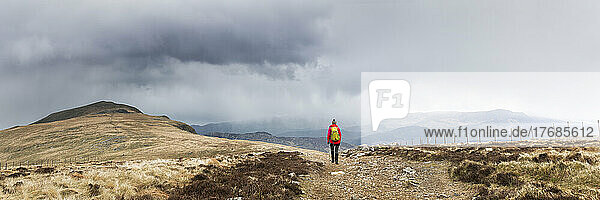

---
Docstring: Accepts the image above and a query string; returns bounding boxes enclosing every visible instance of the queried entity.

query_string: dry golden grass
[0,156,238,199]
[0,151,323,200]
[447,148,600,199]
[492,149,600,199]
[0,113,302,164]
[0,111,326,199]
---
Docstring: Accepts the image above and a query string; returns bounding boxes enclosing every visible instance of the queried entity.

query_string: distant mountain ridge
[200,131,355,152]
[362,109,564,145]
[194,109,561,145]
[192,123,363,145]
[192,116,339,134]
[375,109,560,132]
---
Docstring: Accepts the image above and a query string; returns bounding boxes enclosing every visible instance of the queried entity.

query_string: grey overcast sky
[1,0,600,129]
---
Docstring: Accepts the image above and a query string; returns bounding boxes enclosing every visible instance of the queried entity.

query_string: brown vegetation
[169,151,322,200]
[0,101,329,199]
[0,151,322,199]
[345,146,600,199]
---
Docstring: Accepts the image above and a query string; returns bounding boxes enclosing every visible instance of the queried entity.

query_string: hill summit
[0,101,308,163]
[32,101,143,124]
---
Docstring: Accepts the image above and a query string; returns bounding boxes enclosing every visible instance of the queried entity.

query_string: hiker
[327,119,342,164]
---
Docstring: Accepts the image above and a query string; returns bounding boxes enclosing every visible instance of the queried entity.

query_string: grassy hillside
[0,102,311,164]
[0,101,328,199]
[0,151,323,200]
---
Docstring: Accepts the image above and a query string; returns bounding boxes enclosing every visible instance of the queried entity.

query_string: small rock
[402,167,416,174]
[331,171,345,175]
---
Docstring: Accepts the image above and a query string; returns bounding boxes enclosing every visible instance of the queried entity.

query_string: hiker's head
[332,119,336,124]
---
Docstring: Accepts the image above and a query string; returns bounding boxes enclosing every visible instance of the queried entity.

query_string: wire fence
[0,156,106,170]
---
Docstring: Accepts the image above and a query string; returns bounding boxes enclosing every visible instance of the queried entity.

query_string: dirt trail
[298,150,475,200]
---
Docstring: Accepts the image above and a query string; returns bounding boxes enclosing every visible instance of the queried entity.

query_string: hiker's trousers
[330,143,340,163]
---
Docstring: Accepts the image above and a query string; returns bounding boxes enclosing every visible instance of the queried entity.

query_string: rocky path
[299,150,475,200]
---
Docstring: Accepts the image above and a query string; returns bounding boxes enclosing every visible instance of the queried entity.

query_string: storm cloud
[2,0,600,130]
[1,0,330,79]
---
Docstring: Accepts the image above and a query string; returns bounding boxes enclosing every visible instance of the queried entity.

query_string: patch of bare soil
[168,151,323,200]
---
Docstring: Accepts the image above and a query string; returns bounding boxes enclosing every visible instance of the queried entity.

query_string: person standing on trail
[327,119,342,164]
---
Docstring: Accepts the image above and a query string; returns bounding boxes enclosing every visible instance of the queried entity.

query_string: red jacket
[327,124,342,144]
